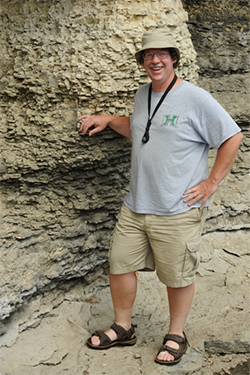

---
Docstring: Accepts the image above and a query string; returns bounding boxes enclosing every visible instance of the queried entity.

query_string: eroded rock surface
[0,0,249,374]
[0,0,198,321]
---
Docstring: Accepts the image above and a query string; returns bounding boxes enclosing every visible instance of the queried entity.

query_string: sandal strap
[110,323,135,341]
[158,344,179,356]
[93,330,112,346]
[163,332,188,346]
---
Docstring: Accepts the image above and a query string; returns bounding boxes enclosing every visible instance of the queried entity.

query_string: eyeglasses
[143,51,170,61]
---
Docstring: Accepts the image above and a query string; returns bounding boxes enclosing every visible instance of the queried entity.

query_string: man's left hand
[183,179,218,210]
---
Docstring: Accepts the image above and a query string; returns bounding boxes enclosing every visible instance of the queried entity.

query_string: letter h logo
[162,115,179,127]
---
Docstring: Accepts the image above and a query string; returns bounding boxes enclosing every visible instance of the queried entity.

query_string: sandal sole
[86,336,137,350]
[154,355,183,365]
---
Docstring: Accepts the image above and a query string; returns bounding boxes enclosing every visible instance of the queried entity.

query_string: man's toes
[157,351,174,362]
[91,335,100,346]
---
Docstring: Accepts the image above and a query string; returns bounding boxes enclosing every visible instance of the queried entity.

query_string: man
[78,28,242,365]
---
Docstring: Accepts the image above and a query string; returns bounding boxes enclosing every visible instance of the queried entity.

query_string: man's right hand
[78,115,131,139]
[78,115,112,136]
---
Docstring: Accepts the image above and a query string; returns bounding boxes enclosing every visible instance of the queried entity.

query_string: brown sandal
[86,323,137,349]
[155,332,189,365]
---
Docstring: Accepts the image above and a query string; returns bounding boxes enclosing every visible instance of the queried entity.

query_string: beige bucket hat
[135,28,180,64]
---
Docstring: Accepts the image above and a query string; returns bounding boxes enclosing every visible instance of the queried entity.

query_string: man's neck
[152,73,180,93]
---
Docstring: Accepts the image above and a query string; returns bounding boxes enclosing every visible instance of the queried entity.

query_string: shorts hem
[110,264,155,275]
[157,274,196,288]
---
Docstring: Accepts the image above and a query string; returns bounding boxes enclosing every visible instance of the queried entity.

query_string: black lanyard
[141,74,178,144]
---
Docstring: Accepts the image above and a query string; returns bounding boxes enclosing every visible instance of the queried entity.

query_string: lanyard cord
[142,74,178,144]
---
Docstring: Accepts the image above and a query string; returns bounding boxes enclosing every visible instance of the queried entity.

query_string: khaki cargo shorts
[109,204,207,288]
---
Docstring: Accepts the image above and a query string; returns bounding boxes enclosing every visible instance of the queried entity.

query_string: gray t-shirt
[124,80,241,215]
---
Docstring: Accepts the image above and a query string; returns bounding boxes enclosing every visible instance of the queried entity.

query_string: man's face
[141,48,176,90]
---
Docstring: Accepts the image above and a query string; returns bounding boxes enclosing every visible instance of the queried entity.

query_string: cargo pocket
[182,238,201,279]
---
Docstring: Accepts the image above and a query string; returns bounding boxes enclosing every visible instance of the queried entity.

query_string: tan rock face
[0,0,249,322]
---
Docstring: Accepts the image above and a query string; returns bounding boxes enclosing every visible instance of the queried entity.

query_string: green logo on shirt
[162,115,179,127]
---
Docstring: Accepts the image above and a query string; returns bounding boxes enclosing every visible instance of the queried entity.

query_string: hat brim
[135,42,180,64]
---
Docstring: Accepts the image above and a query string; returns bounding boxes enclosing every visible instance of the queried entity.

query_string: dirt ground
[0,262,249,375]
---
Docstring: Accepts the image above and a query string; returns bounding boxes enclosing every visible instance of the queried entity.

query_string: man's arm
[183,131,243,210]
[78,115,131,139]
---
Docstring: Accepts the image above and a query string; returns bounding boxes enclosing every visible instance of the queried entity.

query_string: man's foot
[155,332,188,365]
[86,323,136,350]
[90,327,118,346]
[156,338,180,362]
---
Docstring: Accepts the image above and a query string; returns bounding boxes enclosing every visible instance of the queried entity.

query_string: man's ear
[141,62,145,67]
[170,56,177,67]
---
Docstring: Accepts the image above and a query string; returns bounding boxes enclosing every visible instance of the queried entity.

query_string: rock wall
[181,0,250,230]
[0,0,249,323]
[0,0,198,321]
